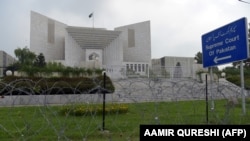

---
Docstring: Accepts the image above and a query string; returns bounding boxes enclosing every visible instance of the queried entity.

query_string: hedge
[0,76,115,95]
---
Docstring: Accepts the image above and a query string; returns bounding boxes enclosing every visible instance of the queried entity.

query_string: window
[138,64,141,72]
[130,64,133,70]
[128,29,135,47]
[134,64,137,72]
[3,52,6,66]
[142,64,145,72]
[48,19,55,43]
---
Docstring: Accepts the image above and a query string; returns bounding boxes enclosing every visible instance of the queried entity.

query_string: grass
[0,98,250,141]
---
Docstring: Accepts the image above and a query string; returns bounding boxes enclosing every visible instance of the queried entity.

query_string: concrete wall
[164,56,194,78]
[65,32,85,67]
[103,34,124,79]
[115,21,151,64]
[30,11,66,62]
[151,56,206,78]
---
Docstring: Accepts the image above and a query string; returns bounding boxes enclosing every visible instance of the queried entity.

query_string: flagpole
[89,12,94,28]
[93,12,94,28]
[89,12,95,28]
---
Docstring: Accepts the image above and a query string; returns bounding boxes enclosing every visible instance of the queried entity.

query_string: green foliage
[226,75,241,86]
[12,47,104,78]
[34,53,46,67]
[15,61,103,77]
[60,103,129,116]
[232,59,250,69]
[222,67,250,89]
[14,47,36,65]
[194,51,202,64]
[222,67,240,76]
[0,100,250,140]
[194,51,219,71]
[20,65,40,77]
[46,62,64,72]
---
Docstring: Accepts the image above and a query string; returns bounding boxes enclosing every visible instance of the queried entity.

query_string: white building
[30,11,151,79]
[0,50,16,77]
[151,56,205,79]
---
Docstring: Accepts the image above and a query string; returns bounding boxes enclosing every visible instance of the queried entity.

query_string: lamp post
[6,70,12,76]
[102,71,106,131]
[221,72,226,78]
[88,71,111,131]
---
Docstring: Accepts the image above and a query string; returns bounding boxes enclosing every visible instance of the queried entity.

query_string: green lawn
[0,99,250,141]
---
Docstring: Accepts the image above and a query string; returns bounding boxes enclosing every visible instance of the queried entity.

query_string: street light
[221,72,226,78]
[88,70,111,131]
[6,70,12,76]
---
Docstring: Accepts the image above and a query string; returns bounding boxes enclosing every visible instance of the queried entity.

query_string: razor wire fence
[0,76,249,140]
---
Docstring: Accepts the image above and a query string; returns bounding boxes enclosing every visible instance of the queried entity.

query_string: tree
[194,51,219,72]
[14,46,36,65]
[194,51,202,64]
[232,59,250,69]
[34,53,46,67]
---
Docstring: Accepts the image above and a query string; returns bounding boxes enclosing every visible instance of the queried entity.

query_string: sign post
[202,17,249,115]
[202,17,249,67]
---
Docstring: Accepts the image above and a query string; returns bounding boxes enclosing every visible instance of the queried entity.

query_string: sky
[0,0,249,68]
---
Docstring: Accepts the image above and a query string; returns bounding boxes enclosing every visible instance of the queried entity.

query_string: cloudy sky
[0,0,249,67]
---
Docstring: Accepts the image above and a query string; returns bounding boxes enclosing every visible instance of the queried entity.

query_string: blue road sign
[202,17,249,68]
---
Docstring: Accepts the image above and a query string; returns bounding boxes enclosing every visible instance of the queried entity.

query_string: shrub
[226,75,250,90]
[226,75,240,86]
[59,103,129,116]
[0,75,115,95]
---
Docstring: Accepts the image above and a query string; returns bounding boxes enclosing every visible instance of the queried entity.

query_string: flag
[89,12,93,18]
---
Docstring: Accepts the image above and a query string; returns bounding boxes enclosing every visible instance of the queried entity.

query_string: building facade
[30,11,151,79]
[0,51,16,77]
[151,56,205,79]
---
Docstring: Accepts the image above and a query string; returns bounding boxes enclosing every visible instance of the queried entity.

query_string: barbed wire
[0,77,248,140]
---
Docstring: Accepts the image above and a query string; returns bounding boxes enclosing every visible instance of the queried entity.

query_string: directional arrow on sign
[213,55,232,64]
